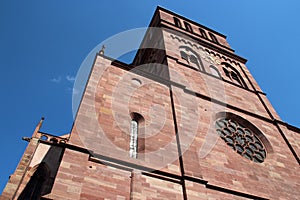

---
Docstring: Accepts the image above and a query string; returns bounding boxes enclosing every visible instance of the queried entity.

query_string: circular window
[215,118,266,163]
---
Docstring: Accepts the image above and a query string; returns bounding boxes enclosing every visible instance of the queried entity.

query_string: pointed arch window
[179,46,203,71]
[18,162,50,200]
[222,63,247,88]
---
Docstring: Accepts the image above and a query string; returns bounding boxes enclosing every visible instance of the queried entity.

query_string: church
[1,6,299,199]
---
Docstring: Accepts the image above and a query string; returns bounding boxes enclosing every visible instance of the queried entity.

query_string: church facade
[1,7,299,200]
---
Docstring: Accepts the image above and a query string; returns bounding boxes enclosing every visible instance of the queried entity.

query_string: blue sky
[1,0,299,193]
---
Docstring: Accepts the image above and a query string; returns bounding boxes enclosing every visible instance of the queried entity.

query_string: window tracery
[222,62,247,88]
[179,46,203,71]
[215,117,267,163]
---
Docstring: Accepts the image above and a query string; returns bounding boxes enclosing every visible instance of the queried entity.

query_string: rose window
[215,118,266,163]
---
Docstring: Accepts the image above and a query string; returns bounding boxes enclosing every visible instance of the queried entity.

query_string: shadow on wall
[17,144,64,200]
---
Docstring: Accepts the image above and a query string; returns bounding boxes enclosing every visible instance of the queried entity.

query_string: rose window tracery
[215,118,266,163]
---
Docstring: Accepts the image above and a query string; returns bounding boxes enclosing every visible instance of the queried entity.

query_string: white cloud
[66,75,76,82]
[50,76,61,83]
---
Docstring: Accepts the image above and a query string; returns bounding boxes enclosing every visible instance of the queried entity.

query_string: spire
[22,117,44,142]
[33,117,45,137]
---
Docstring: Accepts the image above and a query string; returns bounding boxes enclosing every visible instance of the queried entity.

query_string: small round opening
[131,78,142,86]
[40,135,48,141]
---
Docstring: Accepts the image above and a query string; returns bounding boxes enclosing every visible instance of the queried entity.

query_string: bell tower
[1,6,299,200]
[145,7,299,199]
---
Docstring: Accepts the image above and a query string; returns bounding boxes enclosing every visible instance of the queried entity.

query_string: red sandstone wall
[173,93,299,199]
[69,55,180,175]
[158,9,232,51]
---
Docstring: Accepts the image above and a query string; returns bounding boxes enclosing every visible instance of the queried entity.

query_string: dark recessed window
[18,162,50,200]
[173,17,182,28]
[209,32,219,44]
[189,55,198,65]
[223,67,230,77]
[180,51,189,61]
[199,28,207,39]
[222,63,247,88]
[184,22,193,33]
[231,71,242,85]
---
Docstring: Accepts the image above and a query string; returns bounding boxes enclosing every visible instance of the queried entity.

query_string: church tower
[1,6,299,199]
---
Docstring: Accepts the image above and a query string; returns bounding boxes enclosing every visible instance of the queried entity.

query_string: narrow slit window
[209,32,219,44]
[199,28,207,39]
[184,22,193,33]
[173,17,182,28]
[129,119,138,158]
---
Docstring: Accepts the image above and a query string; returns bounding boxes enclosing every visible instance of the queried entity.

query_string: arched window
[129,113,144,159]
[209,65,221,78]
[179,46,204,71]
[184,22,193,33]
[173,17,182,28]
[130,119,138,158]
[18,162,50,200]
[222,62,247,88]
[209,32,219,44]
